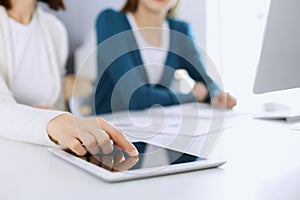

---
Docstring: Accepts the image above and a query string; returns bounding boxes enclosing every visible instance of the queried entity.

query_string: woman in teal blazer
[94,0,236,114]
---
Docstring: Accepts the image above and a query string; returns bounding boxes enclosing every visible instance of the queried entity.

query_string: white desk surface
[1,115,300,200]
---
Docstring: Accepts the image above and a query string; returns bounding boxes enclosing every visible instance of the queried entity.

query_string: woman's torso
[0,6,68,108]
[9,12,54,106]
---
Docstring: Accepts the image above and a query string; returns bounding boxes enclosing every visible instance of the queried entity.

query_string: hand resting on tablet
[46,114,139,157]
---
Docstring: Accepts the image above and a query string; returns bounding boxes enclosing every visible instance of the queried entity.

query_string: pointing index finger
[97,117,139,157]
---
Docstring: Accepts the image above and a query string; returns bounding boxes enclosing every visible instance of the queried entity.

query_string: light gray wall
[41,0,125,53]
[177,0,207,47]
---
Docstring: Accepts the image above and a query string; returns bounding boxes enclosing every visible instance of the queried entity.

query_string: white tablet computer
[49,141,226,182]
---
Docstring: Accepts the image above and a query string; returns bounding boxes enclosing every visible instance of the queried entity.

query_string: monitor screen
[253,0,300,94]
[64,142,202,172]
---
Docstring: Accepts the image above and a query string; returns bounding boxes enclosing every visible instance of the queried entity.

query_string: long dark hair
[0,0,65,11]
[121,0,179,18]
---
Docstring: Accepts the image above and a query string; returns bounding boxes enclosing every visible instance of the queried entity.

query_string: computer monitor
[253,0,300,130]
[253,0,300,94]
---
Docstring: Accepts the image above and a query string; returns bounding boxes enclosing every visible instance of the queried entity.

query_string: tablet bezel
[48,142,226,182]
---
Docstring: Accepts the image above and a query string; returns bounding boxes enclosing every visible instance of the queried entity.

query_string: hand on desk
[46,114,139,157]
[192,82,208,102]
[193,82,237,109]
[211,91,237,109]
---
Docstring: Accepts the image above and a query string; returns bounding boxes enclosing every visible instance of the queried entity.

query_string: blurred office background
[40,0,299,112]
[41,0,207,78]
[210,0,298,112]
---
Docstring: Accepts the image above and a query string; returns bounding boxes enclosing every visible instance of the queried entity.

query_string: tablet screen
[64,142,202,172]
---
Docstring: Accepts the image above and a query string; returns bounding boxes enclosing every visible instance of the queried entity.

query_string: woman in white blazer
[0,0,138,157]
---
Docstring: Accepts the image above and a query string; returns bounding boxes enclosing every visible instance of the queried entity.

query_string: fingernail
[128,148,139,157]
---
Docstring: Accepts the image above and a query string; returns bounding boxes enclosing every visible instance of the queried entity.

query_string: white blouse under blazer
[0,6,68,146]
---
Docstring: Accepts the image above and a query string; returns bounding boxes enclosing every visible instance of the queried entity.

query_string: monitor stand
[291,122,300,131]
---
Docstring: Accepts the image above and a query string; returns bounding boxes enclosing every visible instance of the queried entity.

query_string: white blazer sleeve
[0,75,66,146]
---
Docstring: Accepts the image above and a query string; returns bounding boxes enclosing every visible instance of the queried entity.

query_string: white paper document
[104,103,239,138]
[147,102,241,119]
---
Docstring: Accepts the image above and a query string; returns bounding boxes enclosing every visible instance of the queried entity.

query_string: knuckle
[83,139,97,148]
[114,131,126,139]
[102,145,113,155]
[100,132,111,144]
[69,141,86,156]
[69,139,80,149]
